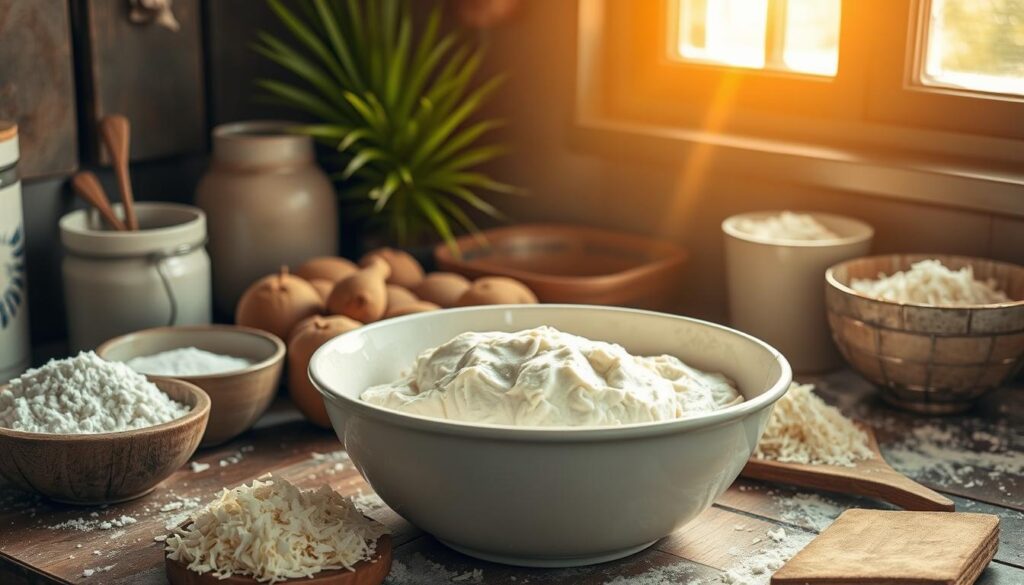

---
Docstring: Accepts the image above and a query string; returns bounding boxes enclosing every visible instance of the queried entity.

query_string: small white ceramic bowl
[310,305,791,567]
[723,211,873,373]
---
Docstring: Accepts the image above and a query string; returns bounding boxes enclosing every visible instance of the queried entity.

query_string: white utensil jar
[0,122,30,383]
[60,203,211,351]
[723,211,873,374]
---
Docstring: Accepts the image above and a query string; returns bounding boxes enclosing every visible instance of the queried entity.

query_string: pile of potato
[234,248,537,426]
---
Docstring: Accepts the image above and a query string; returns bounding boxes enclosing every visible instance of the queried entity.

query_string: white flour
[127,347,252,376]
[0,351,190,434]
[717,528,814,585]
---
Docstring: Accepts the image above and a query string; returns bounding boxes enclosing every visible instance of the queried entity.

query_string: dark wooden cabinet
[77,0,206,162]
[0,0,79,179]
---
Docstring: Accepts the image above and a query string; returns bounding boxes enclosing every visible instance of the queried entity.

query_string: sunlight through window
[922,0,1024,96]
[675,0,840,77]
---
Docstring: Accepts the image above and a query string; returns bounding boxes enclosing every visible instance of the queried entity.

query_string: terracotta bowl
[97,325,285,447]
[826,254,1024,414]
[0,378,209,504]
[434,224,688,310]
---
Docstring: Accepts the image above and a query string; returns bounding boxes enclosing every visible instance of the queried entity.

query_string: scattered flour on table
[82,564,115,578]
[310,450,352,476]
[0,351,190,433]
[850,259,1010,305]
[773,493,847,532]
[189,461,210,473]
[717,528,815,585]
[127,347,252,376]
[601,562,703,584]
[218,445,254,467]
[385,555,484,585]
[754,383,872,467]
[883,423,1021,495]
[733,212,839,241]
[48,514,137,532]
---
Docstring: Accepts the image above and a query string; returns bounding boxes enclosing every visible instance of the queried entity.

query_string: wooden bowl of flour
[97,325,285,447]
[0,378,210,504]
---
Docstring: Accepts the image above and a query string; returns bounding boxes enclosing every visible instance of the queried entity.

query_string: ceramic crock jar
[196,121,338,314]
[61,203,212,351]
[0,121,30,382]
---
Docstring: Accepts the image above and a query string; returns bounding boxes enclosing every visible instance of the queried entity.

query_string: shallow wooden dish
[742,423,954,511]
[826,254,1024,414]
[0,378,210,504]
[435,223,688,310]
[165,533,392,585]
[97,325,285,447]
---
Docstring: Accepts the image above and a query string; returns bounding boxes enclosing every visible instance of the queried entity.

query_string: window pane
[923,0,1024,96]
[783,0,841,75]
[674,0,841,76]
[677,0,769,69]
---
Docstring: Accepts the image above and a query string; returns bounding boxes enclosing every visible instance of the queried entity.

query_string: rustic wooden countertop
[1,369,1021,585]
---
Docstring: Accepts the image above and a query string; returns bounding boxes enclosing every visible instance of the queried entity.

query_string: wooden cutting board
[741,423,955,511]
[772,509,1000,585]
[165,533,392,585]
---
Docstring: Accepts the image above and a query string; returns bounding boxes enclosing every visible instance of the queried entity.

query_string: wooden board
[0,371,1021,585]
[0,0,78,179]
[77,0,206,162]
[741,423,955,512]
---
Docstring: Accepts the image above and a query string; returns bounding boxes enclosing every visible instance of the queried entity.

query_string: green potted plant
[255,0,515,254]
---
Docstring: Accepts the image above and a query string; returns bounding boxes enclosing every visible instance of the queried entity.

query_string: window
[920,0,1024,96]
[584,0,1024,147]
[674,0,841,76]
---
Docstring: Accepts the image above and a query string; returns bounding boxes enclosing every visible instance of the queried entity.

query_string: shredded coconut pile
[734,212,839,242]
[754,383,873,467]
[850,259,1010,305]
[0,351,190,434]
[165,476,387,584]
[127,346,253,376]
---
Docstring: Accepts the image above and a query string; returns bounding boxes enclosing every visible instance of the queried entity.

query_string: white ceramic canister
[0,122,30,383]
[723,211,873,373]
[61,203,211,351]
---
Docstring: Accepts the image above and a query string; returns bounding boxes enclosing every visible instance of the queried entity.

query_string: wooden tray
[165,533,392,585]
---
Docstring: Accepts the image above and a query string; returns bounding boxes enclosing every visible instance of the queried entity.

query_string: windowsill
[569,116,1024,219]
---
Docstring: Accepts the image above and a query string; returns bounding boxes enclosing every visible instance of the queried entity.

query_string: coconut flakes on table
[165,475,387,584]
[850,259,1010,305]
[754,383,873,467]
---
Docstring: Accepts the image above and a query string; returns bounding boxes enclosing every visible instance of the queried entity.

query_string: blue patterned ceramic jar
[0,121,29,383]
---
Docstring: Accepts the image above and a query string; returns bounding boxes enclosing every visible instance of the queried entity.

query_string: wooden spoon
[741,423,954,512]
[99,114,138,230]
[70,171,127,231]
[165,533,391,585]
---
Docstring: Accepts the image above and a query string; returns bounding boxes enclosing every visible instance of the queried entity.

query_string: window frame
[573,0,1024,218]
[582,0,1024,160]
[867,0,1024,139]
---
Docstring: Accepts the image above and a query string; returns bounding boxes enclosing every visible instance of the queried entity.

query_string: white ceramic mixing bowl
[310,305,791,567]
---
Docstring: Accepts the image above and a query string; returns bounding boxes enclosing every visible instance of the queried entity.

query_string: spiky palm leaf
[255,0,515,251]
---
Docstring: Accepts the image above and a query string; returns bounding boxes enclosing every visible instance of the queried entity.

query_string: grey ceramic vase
[196,121,339,315]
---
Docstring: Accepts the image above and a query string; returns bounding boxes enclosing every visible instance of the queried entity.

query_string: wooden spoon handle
[70,171,127,231]
[99,115,138,230]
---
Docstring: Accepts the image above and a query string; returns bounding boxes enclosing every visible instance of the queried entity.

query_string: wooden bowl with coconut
[826,254,1024,414]
[97,325,285,447]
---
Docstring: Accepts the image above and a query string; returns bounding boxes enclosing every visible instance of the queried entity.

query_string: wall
[476,0,1024,322]
[15,0,1024,352]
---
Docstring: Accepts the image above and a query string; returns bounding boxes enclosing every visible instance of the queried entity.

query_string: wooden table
[1,370,1021,585]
